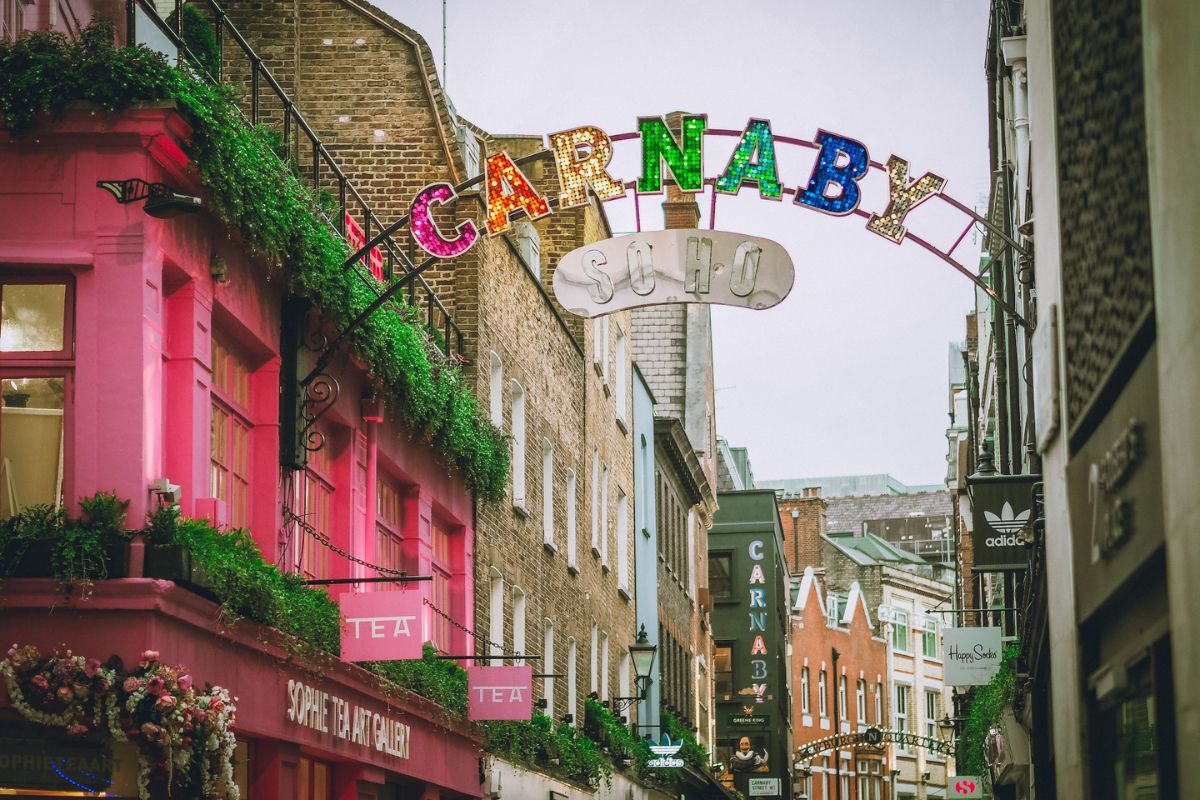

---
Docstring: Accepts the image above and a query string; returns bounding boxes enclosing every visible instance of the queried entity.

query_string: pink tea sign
[339,590,424,662]
[467,666,533,721]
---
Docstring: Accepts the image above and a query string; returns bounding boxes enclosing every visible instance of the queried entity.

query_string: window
[590,622,599,693]
[925,690,939,740]
[488,352,503,427]
[819,671,828,716]
[895,684,910,733]
[567,637,578,725]
[875,682,883,725]
[619,651,631,700]
[600,317,610,384]
[211,336,252,529]
[543,620,555,716]
[592,318,604,374]
[839,675,848,721]
[542,440,554,547]
[892,609,910,652]
[616,488,629,592]
[922,616,939,658]
[637,435,651,534]
[566,469,577,569]
[488,569,504,657]
[857,679,867,724]
[709,553,733,600]
[511,587,526,666]
[375,473,405,584]
[826,593,841,628]
[714,644,733,699]
[590,448,600,554]
[296,443,333,581]
[600,632,610,701]
[430,521,452,652]
[600,463,609,566]
[510,381,526,508]
[686,508,696,597]
[515,220,541,280]
[614,327,627,424]
[801,667,810,714]
[297,756,332,800]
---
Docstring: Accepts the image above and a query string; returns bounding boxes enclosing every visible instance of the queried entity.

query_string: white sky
[380,0,990,487]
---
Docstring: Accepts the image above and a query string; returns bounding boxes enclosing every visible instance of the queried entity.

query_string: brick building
[790,567,889,800]
[219,0,640,738]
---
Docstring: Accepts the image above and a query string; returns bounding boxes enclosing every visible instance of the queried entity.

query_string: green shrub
[958,643,1019,776]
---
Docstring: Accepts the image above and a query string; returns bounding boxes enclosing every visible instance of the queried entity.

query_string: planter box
[3,536,129,579]
[143,544,218,601]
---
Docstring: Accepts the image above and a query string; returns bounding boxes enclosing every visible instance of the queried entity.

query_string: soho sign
[398,115,948,310]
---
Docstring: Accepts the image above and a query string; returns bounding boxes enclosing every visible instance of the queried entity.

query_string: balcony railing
[64,0,463,358]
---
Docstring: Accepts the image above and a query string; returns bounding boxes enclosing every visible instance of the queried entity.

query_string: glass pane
[1,377,65,520]
[1,284,66,352]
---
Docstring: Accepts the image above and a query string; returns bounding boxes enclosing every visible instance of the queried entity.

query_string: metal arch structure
[794,727,953,761]
[340,121,1031,333]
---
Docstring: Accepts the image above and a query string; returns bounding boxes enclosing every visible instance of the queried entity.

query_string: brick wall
[778,491,827,575]
[221,0,637,720]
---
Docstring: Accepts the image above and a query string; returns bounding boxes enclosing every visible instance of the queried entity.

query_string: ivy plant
[0,21,508,499]
[958,643,1019,777]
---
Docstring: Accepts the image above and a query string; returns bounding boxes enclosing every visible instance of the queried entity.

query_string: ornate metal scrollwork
[299,374,339,453]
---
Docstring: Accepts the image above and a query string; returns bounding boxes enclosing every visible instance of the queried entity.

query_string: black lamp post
[610,624,657,713]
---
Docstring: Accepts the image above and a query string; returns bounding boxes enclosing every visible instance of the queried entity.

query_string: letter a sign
[468,666,533,721]
[339,590,424,662]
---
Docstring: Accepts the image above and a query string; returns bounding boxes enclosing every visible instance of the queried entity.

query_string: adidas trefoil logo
[984,501,1030,535]
[648,733,685,767]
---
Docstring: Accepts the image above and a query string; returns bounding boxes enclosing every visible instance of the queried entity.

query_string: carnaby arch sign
[794,727,953,760]
[348,114,1031,327]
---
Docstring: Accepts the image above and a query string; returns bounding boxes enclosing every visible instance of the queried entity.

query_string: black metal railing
[124,0,464,358]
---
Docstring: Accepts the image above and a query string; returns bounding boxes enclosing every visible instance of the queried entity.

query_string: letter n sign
[468,666,533,721]
[339,590,424,662]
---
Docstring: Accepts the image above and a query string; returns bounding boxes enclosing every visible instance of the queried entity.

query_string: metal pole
[833,647,841,800]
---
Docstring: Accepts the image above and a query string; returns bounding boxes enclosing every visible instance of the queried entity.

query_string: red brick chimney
[777,488,827,575]
[662,111,701,230]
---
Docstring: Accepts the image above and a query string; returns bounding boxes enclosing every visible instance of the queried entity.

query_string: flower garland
[1,644,239,800]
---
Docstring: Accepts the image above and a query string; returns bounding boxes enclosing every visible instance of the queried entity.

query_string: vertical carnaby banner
[970,474,1038,570]
[339,591,424,662]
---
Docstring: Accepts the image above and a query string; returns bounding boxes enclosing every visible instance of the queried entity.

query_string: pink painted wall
[0,108,475,655]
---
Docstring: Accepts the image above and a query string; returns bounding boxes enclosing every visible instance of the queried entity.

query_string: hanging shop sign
[950,777,984,798]
[728,711,770,727]
[647,734,686,768]
[968,473,1038,570]
[552,229,793,317]
[339,590,423,662]
[944,626,1003,686]
[467,666,532,721]
[285,678,411,759]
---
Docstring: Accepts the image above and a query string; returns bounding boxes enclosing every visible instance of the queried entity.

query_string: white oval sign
[552,229,794,317]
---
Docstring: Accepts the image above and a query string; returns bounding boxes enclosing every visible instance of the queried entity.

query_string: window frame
[819,670,828,717]
[801,666,810,714]
[0,277,73,361]
[714,643,733,700]
[892,609,910,653]
[709,551,734,600]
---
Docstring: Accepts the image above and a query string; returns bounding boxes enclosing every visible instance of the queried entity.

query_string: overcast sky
[380,0,990,487]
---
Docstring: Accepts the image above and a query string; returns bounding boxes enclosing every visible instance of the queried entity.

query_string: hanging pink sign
[339,590,423,662]
[467,666,533,721]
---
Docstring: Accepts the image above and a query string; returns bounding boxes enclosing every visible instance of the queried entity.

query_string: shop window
[709,552,733,600]
[295,442,334,581]
[211,336,252,529]
[431,521,453,652]
[714,643,733,699]
[298,755,332,800]
[0,279,71,521]
[375,472,405,584]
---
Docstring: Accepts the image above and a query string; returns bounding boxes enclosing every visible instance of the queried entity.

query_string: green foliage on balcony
[958,643,1020,777]
[0,20,508,500]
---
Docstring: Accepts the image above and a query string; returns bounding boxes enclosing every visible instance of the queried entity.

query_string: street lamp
[938,715,956,742]
[610,625,657,712]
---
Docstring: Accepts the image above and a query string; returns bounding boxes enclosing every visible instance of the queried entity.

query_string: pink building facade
[0,27,481,800]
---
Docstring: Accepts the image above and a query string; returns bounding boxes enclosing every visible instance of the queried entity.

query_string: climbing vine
[0,21,508,499]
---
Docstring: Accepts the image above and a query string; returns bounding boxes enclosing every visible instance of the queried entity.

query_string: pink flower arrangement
[0,644,239,800]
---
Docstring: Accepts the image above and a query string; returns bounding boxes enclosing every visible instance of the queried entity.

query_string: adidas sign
[985,534,1024,547]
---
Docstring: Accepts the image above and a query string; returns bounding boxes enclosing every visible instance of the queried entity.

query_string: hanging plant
[1,644,239,800]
